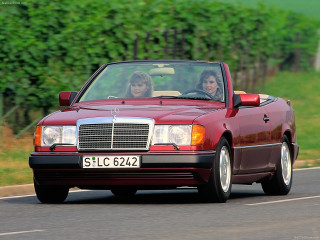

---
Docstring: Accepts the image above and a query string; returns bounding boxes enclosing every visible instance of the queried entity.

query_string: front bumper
[29,152,214,188]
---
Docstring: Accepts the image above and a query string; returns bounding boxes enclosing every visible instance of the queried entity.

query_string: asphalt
[0,159,318,197]
[2,168,320,240]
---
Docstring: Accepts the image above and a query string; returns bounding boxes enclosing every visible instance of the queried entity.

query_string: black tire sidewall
[111,187,137,198]
[34,180,69,203]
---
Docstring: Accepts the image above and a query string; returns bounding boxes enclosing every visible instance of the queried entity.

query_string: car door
[236,105,272,174]
[262,99,286,168]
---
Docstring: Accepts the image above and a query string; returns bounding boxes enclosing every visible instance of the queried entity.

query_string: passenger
[125,71,153,98]
[197,69,223,100]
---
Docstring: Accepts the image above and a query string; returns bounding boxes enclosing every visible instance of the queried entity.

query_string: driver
[196,69,223,101]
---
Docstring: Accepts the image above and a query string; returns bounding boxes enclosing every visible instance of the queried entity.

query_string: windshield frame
[74,60,228,106]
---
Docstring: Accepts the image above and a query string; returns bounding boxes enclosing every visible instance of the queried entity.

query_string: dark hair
[125,71,153,98]
[196,69,223,100]
[196,69,222,90]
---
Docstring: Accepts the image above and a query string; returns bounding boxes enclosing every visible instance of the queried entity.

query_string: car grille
[77,117,154,151]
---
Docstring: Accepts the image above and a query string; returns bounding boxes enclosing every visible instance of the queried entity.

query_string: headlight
[62,126,77,144]
[42,126,62,145]
[152,125,205,146]
[34,126,76,147]
[168,125,192,145]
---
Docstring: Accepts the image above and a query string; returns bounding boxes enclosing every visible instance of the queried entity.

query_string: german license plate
[82,156,140,168]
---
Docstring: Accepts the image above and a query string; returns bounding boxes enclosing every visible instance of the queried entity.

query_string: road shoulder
[0,184,34,197]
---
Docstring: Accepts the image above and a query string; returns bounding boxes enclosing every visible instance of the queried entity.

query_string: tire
[34,180,69,204]
[261,135,293,195]
[111,187,137,198]
[198,137,232,203]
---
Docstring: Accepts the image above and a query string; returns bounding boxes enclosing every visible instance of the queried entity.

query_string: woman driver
[196,69,223,101]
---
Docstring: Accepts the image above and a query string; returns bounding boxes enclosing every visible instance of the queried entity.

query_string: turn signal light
[34,126,42,147]
[191,125,205,145]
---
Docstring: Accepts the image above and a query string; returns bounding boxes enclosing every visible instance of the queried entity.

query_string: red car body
[29,61,298,203]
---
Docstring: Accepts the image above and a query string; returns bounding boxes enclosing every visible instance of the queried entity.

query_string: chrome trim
[281,142,292,185]
[111,107,119,119]
[76,117,155,151]
[233,143,282,149]
[220,145,231,193]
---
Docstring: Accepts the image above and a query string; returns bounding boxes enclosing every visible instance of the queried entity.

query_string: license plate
[82,156,140,168]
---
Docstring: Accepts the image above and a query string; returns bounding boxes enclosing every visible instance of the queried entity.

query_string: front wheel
[261,135,292,195]
[198,137,232,203]
[34,180,69,203]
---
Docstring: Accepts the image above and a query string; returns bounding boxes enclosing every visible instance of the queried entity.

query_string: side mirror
[59,91,78,106]
[233,94,260,108]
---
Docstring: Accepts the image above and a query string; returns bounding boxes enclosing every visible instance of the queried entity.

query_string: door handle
[263,115,270,122]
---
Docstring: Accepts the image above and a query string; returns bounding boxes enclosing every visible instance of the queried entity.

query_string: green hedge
[0,0,319,125]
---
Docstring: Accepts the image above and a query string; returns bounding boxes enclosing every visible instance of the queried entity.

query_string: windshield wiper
[154,143,180,150]
[50,143,74,151]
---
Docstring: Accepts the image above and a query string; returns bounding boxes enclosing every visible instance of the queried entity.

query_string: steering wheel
[181,89,217,100]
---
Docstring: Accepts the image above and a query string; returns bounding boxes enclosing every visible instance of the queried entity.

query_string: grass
[0,126,34,186]
[0,71,319,186]
[0,151,33,186]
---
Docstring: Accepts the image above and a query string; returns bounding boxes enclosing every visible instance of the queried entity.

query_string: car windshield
[79,61,225,102]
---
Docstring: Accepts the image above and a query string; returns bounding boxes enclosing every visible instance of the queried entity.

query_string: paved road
[1,168,319,240]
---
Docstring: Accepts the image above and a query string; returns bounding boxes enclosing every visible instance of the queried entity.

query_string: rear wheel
[198,137,232,203]
[34,180,69,203]
[261,135,292,195]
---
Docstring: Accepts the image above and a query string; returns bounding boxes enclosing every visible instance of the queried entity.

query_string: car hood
[41,100,223,125]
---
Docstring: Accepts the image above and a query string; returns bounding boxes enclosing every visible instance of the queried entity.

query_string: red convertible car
[29,60,299,203]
